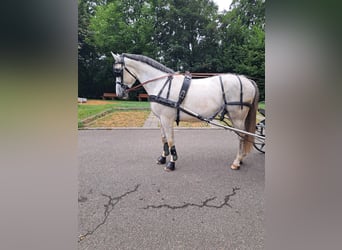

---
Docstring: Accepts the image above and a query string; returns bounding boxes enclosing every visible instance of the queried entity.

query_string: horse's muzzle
[116,83,128,99]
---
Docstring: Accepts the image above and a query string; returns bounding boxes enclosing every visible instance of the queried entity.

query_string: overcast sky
[213,0,232,12]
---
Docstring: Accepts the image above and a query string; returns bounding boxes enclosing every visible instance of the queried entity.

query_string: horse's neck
[125,59,169,95]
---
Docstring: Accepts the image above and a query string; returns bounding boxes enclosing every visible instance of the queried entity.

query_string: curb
[80,109,114,125]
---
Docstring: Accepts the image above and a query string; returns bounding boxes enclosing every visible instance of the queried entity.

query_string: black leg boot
[156,156,166,164]
[164,161,175,171]
[156,143,169,165]
[164,146,177,171]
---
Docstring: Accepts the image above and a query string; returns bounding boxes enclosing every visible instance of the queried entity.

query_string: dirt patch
[88,111,150,127]
[84,110,210,128]
[176,121,210,128]
[81,100,114,105]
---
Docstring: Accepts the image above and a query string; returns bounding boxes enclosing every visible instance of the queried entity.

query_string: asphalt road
[78,128,265,250]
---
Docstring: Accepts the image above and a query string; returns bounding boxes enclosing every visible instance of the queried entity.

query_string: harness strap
[219,76,228,120]
[176,73,192,125]
[149,73,192,126]
[226,101,252,108]
[236,74,244,109]
[149,95,205,120]
[124,66,137,80]
[157,75,173,98]
[220,76,228,106]
[149,95,177,108]
[225,75,252,108]
[166,76,172,99]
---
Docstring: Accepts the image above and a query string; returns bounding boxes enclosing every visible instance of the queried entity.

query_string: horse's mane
[123,53,175,74]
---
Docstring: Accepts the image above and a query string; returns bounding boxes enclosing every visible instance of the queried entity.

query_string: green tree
[78,0,265,100]
[88,0,155,56]
[78,0,115,98]
[218,0,265,100]
[152,0,220,72]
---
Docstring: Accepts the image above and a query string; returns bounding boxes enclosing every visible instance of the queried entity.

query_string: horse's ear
[111,51,120,62]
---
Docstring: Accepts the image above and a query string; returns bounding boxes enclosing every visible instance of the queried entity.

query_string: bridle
[112,54,174,94]
[112,55,138,93]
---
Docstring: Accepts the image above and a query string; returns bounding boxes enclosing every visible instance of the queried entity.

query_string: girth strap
[236,74,244,110]
[149,95,177,108]
[219,76,228,120]
[176,73,192,125]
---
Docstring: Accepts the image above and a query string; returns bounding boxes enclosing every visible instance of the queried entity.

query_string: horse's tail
[243,80,259,154]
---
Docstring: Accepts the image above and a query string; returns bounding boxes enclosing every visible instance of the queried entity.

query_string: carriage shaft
[207,120,265,140]
[180,107,265,141]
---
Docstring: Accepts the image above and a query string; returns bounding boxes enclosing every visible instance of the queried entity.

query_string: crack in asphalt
[142,187,240,210]
[78,184,140,243]
[79,186,239,242]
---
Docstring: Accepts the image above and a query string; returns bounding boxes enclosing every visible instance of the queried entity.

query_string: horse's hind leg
[230,113,249,170]
[231,136,247,170]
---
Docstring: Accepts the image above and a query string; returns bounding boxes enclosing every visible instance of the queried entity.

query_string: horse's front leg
[165,141,177,172]
[157,116,177,172]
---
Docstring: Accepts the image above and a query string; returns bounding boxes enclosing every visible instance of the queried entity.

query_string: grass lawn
[78,99,150,121]
[258,101,265,110]
[78,104,114,121]
[78,99,151,128]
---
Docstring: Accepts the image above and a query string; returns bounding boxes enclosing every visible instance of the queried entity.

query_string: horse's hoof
[230,164,240,170]
[156,156,166,165]
[164,162,175,171]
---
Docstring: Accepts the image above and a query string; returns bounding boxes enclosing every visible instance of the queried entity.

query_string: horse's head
[111,52,137,98]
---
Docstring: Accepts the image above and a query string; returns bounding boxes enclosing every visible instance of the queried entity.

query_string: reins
[125,73,178,93]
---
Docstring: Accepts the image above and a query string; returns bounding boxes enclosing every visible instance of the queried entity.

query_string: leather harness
[149,73,252,126]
